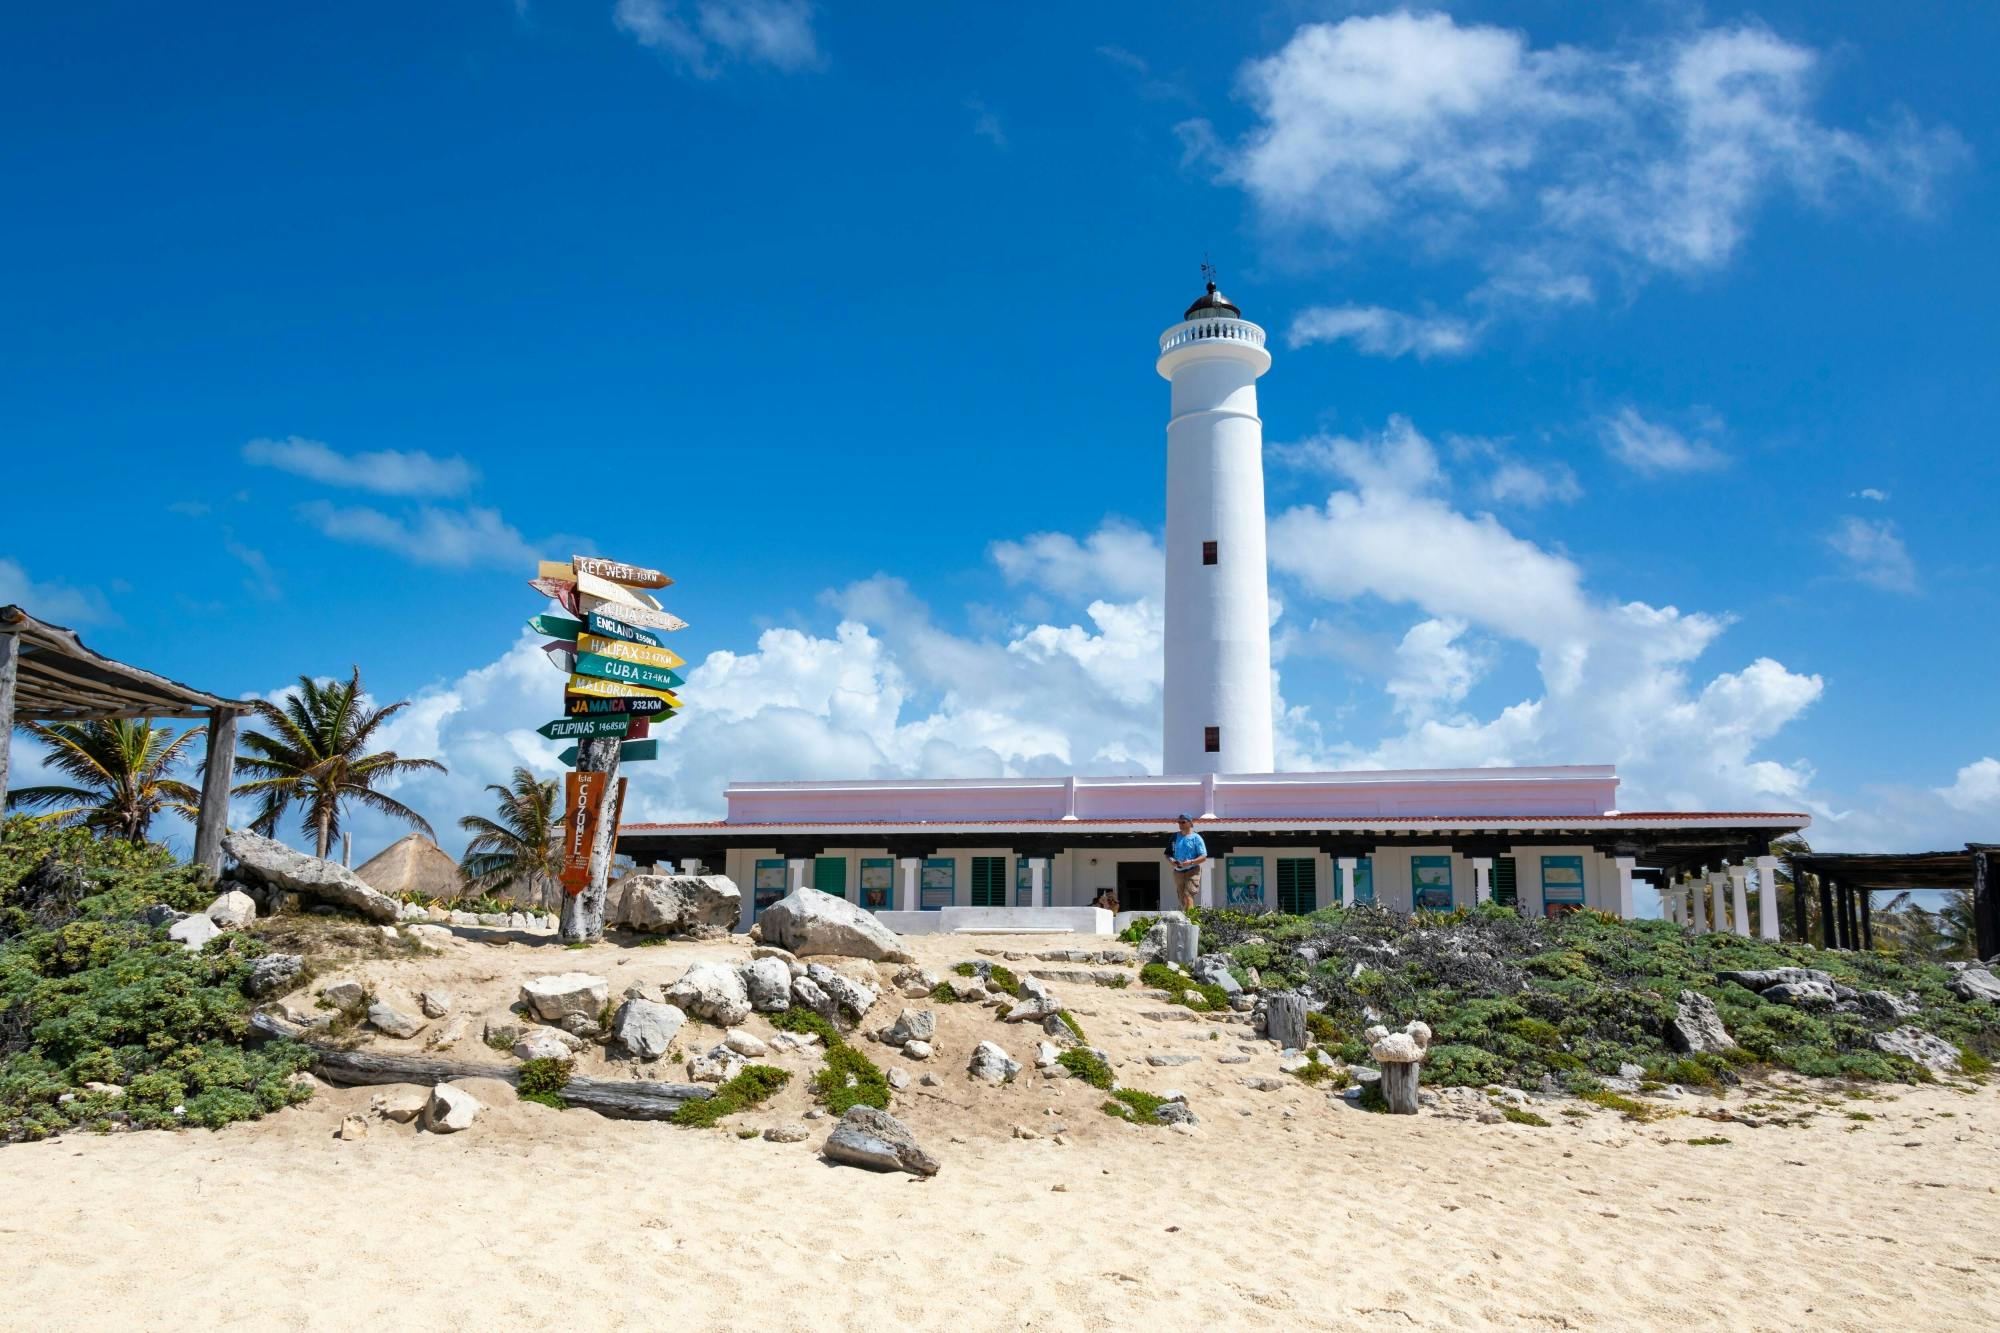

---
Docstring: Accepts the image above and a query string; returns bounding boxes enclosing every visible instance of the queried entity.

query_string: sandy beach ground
[4,928,1997,1332]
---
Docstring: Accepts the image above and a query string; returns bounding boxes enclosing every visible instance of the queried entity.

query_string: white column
[1337,857,1357,909]
[1613,857,1636,920]
[1031,858,1048,909]
[1755,855,1782,942]
[1728,864,1751,938]
[1472,857,1493,905]
[1062,776,1079,821]
[898,857,918,911]
[1691,875,1709,933]
[1201,773,1218,818]
[788,858,807,894]
[1198,858,1215,910]
[1710,872,1730,934]
[680,858,702,875]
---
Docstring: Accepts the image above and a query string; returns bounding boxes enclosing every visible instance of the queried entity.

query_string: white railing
[1158,318,1267,355]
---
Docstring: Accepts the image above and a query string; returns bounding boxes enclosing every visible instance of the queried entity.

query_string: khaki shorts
[1174,869,1202,907]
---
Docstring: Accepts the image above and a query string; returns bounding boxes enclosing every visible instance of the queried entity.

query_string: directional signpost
[556,738,659,768]
[528,550,690,942]
[537,714,631,740]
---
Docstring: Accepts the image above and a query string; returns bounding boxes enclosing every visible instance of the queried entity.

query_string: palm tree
[232,668,446,859]
[5,718,206,842]
[458,767,562,910]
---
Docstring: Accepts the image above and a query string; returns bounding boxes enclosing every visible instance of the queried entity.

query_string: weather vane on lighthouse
[1201,255,1217,286]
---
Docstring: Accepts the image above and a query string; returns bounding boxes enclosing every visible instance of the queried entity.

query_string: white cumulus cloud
[242,437,477,497]
[614,0,820,76]
[1598,406,1730,474]
[1288,304,1480,359]
[1826,515,1918,593]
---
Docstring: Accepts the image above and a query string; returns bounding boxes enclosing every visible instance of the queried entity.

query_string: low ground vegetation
[1192,903,2000,1091]
[0,819,315,1139]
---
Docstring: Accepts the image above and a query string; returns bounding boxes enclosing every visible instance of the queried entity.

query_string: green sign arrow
[536,714,631,740]
[527,613,582,641]
[584,609,664,649]
[573,652,685,692]
[556,738,660,767]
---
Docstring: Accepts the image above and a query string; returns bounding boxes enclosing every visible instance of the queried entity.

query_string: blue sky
[3,2,1996,863]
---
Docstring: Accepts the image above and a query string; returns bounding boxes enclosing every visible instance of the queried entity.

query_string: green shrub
[1305,1011,1339,1044]
[1055,1009,1086,1043]
[929,982,959,1005]
[769,1006,842,1047]
[0,818,317,1139]
[517,1057,573,1109]
[1102,1087,1168,1122]
[1137,962,1229,1012]
[811,1044,889,1114]
[673,1064,791,1127]
[1502,1107,1551,1127]
[1289,1052,1345,1087]
[1059,1048,1113,1089]
[1116,916,1158,945]
[1101,973,1130,989]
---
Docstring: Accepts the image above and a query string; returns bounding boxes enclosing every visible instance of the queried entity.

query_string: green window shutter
[1493,856,1517,907]
[1276,858,1316,914]
[813,857,846,897]
[970,856,1007,908]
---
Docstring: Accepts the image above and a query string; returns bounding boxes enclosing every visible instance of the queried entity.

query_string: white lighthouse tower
[1157,277,1276,777]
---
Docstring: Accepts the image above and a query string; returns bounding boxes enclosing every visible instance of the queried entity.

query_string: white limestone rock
[902,1040,933,1062]
[1949,967,2000,1006]
[1871,1026,1962,1074]
[884,1008,935,1046]
[418,990,453,1019]
[755,888,915,964]
[723,1029,768,1058]
[740,956,794,1012]
[319,980,367,1013]
[513,1028,582,1061]
[244,953,305,998]
[968,1040,1020,1084]
[665,961,752,1026]
[367,1002,427,1040]
[519,972,611,1025]
[167,914,220,952]
[222,829,399,922]
[804,963,878,1021]
[611,999,686,1061]
[1666,990,1738,1054]
[425,1082,482,1133]
[369,1085,430,1124]
[204,889,258,929]
[821,1106,940,1176]
[688,1045,746,1084]
[620,874,742,934]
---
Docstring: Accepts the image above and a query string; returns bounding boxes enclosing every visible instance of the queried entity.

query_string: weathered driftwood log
[1265,991,1309,1050]
[1163,918,1201,966]
[248,1011,710,1120]
[1380,1061,1421,1115]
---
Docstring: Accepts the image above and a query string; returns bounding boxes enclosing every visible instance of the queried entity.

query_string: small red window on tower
[1201,540,1218,566]
[1204,726,1221,753]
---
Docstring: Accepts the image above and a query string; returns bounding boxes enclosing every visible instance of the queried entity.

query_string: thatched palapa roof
[355,832,463,900]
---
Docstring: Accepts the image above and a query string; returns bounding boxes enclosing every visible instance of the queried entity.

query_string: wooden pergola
[0,604,247,875]
[1785,845,1999,958]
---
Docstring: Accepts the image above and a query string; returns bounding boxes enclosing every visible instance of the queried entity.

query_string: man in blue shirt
[1169,814,1207,912]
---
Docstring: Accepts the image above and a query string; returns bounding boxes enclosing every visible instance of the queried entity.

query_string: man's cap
[1176,813,1193,823]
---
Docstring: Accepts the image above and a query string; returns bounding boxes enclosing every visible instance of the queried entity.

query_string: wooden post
[191,705,237,878]
[1265,991,1308,1050]
[0,626,17,813]
[1381,1061,1421,1115]
[1859,886,1873,951]
[560,736,621,943]
[1164,917,1200,966]
[1975,850,1999,964]
[1790,865,1808,942]
[1819,878,1837,948]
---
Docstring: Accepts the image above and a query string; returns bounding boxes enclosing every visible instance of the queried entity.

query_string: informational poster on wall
[859,858,895,912]
[1353,857,1375,905]
[1015,858,1041,907]
[920,858,955,911]
[753,859,788,919]
[1226,856,1266,910]
[1541,855,1586,919]
[1412,855,1454,911]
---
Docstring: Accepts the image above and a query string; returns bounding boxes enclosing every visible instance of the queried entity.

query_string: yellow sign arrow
[577,631,685,670]
[566,673,682,707]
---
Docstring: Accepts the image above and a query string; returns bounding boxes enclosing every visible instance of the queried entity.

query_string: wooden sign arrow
[538,560,575,582]
[537,714,631,740]
[566,673,682,706]
[527,613,582,641]
[557,738,659,767]
[528,577,582,615]
[572,653,685,693]
[541,640,577,670]
[583,609,664,648]
[579,595,687,633]
[577,631,685,671]
[572,554,673,589]
[560,770,608,891]
[573,569,661,612]
[565,692,674,716]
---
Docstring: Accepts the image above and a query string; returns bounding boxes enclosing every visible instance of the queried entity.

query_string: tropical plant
[458,767,562,910]
[5,719,207,843]
[231,668,445,859]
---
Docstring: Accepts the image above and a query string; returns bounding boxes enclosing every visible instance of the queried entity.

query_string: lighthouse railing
[1158,318,1267,355]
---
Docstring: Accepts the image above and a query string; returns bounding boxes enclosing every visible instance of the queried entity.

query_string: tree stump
[1164,918,1200,966]
[1380,1060,1421,1114]
[1266,991,1309,1050]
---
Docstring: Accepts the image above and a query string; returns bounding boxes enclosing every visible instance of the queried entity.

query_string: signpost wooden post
[555,738,658,767]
